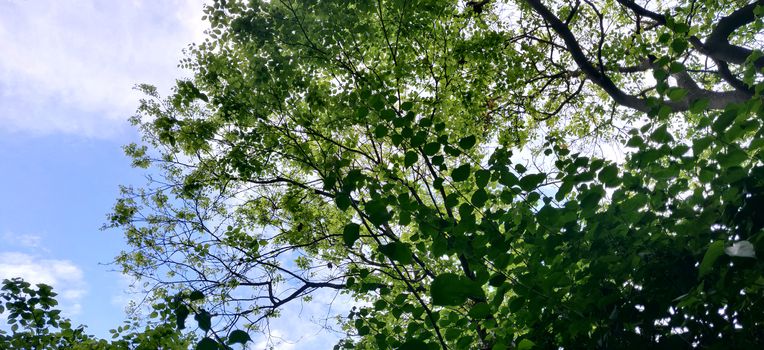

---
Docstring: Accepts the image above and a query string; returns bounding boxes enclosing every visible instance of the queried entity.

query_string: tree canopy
[0,278,192,349]
[107,0,764,348]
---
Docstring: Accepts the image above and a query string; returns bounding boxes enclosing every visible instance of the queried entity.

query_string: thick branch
[704,0,764,69]
[526,0,754,113]
[617,0,764,70]
[525,0,650,112]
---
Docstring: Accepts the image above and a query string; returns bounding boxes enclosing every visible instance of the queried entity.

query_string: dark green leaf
[399,339,428,350]
[474,169,491,188]
[335,193,352,211]
[468,303,491,319]
[374,125,388,138]
[471,189,489,207]
[228,330,251,345]
[176,304,189,330]
[519,173,545,192]
[195,310,212,332]
[365,199,391,225]
[430,273,484,306]
[189,290,205,301]
[197,337,218,350]
[667,88,687,101]
[597,164,619,187]
[380,242,413,264]
[458,135,477,149]
[343,223,361,247]
[404,151,418,167]
[712,109,738,134]
[718,145,748,168]
[423,142,440,156]
[517,339,536,350]
[451,164,471,182]
[699,241,725,277]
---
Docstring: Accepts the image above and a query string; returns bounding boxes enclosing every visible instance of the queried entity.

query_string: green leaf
[430,273,484,306]
[692,136,713,156]
[626,135,644,148]
[468,303,491,319]
[399,339,428,350]
[401,101,414,111]
[227,330,251,345]
[374,125,388,138]
[517,339,536,350]
[712,109,738,134]
[670,38,688,53]
[474,169,491,188]
[196,337,218,350]
[673,22,690,33]
[650,124,673,143]
[669,61,685,73]
[597,164,619,186]
[335,193,352,211]
[404,151,418,167]
[423,142,440,156]
[451,164,471,182]
[189,290,205,301]
[690,98,709,113]
[458,135,477,149]
[444,145,461,156]
[365,199,391,225]
[519,173,545,192]
[699,241,725,277]
[195,310,212,332]
[719,145,748,168]
[380,242,413,264]
[343,223,361,247]
[667,88,687,101]
[499,171,518,187]
[370,95,385,110]
[488,273,507,287]
[176,304,189,330]
[579,190,603,210]
[471,189,489,207]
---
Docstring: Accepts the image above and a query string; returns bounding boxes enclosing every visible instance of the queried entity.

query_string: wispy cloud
[0,252,87,315]
[251,287,353,349]
[1,231,44,250]
[0,0,207,137]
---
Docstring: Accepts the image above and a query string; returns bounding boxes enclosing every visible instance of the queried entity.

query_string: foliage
[0,278,193,349]
[109,0,764,349]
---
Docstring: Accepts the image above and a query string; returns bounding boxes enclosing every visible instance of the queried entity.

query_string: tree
[109,0,764,348]
[0,278,193,349]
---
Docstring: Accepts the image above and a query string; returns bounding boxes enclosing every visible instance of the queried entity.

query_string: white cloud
[1,231,44,250]
[109,273,143,313]
[0,252,87,316]
[0,0,207,137]
[250,287,353,349]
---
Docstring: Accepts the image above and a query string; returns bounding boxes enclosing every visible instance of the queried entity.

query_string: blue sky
[0,0,201,338]
[0,1,348,347]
